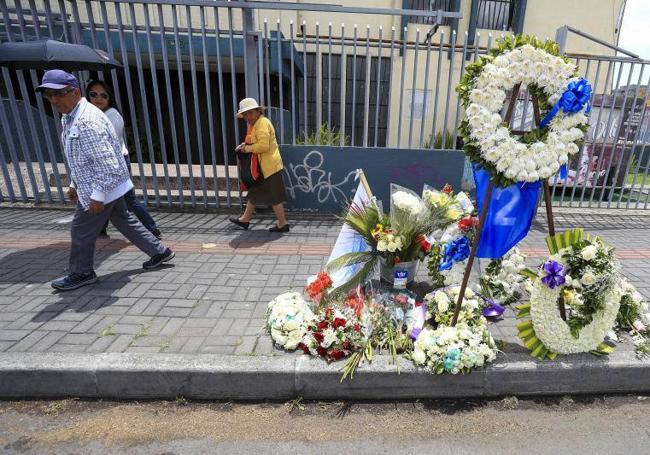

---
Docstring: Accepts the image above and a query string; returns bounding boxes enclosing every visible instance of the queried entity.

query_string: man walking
[37,70,174,291]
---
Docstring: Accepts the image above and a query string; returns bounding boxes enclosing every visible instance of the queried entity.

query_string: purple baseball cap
[35,69,79,92]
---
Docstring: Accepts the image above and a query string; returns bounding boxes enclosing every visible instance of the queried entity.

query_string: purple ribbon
[541,260,566,289]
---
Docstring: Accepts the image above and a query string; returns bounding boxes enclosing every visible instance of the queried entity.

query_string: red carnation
[353,323,361,332]
[316,346,327,357]
[342,340,352,351]
[458,216,478,232]
[318,320,329,330]
[442,183,453,194]
[298,343,310,354]
[416,234,432,253]
[332,318,347,329]
[313,331,324,343]
[329,350,346,360]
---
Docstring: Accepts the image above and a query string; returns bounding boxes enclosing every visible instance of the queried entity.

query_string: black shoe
[51,271,98,291]
[229,217,250,230]
[151,228,162,240]
[98,228,109,238]
[143,248,175,269]
[269,223,290,233]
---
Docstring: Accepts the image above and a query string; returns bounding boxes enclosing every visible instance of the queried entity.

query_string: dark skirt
[246,170,287,206]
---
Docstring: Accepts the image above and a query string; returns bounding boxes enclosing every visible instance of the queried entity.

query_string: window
[476,0,517,31]
[298,53,392,146]
[404,0,454,26]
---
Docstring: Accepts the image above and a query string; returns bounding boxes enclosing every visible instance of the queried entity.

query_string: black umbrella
[0,39,122,72]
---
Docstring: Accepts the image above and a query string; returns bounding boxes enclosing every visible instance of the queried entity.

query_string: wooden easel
[450,84,567,326]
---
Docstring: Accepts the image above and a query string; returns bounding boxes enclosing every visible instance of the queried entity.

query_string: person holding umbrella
[85,79,162,239]
[36,69,174,291]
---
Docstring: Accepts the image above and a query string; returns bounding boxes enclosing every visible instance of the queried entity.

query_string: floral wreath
[516,229,621,359]
[457,35,591,186]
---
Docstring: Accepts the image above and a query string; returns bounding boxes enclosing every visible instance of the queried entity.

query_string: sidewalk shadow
[227,229,287,250]
[30,266,171,323]
[0,239,131,284]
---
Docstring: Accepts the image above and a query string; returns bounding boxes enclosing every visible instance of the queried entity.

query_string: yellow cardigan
[243,116,283,178]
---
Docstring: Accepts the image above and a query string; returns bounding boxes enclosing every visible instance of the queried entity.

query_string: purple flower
[541,260,566,289]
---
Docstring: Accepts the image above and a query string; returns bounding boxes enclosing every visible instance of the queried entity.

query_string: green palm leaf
[326,251,376,273]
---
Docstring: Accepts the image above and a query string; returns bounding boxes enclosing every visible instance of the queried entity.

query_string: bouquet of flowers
[422,184,474,232]
[299,306,366,361]
[409,286,498,375]
[616,279,650,357]
[427,215,479,288]
[479,247,530,306]
[326,186,434,293]
[266,292,315,350]
[305,271,334,306]
[424,286,483,327]
[410,323,497,375]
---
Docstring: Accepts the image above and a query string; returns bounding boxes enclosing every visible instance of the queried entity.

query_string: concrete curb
[1,351,649,399]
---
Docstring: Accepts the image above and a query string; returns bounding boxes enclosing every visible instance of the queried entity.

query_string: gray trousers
[69,197,166,274]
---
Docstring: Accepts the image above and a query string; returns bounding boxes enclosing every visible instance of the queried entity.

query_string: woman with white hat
[230,98,289,232]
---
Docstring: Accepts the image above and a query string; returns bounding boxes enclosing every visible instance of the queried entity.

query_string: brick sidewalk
[0,207,649,357]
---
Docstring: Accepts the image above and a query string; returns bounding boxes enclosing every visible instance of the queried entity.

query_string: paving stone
[253,336,275,355]
[0,329,30,341]
[106,334,134,353]
[86,336,116,353]
[6,331,48,352]
[180,336,206,353]
[227,318,250,336]
[176,327,212,338]
[160,318,185,336]
[233,336,257,355]
[59,333,99,345]
[203,335,242,346]
[26,331,67,352]
[157,307,192,318]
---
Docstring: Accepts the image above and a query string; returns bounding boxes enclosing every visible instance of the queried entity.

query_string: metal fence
[0,0,649,210]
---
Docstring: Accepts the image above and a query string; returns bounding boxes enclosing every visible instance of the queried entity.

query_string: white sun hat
[236,97,266,118]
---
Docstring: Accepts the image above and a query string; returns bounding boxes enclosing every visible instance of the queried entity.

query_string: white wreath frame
[529,280,622,354]
[466,44,589,182]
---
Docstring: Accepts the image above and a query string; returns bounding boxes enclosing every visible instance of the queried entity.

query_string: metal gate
[0,1,648,209]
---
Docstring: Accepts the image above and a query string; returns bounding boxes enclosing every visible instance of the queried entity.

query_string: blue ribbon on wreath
[539,78,592,180]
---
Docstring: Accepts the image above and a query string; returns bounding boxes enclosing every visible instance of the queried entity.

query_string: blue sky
[618,0,650,58]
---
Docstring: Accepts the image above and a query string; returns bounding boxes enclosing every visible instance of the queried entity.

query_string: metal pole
[186,4,209,207]
[199,6,219,207]
[128,1,161,207]
[451,181,493,326]
[362,24,371,148]
[157,3,185,205]
[143,2,173,206]
[213,6,233,207]
[242,0,259,101]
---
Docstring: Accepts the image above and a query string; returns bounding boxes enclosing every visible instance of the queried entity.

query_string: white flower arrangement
[411,286,497,374]
[410,323,497,375]
[392,190,427,218]
[424,286,482,326]
[266,291,315,350]
[529,278,622,354]
[517,230,623,357]
[457,37,590,187]
[480,247,529,306]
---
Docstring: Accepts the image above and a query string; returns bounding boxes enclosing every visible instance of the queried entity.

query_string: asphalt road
[1,395,649,454]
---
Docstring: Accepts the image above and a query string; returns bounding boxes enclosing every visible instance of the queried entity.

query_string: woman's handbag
[237,149,263,190]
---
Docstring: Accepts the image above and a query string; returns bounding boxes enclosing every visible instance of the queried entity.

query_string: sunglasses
[89,91,109,100]
[42,88,74,98]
